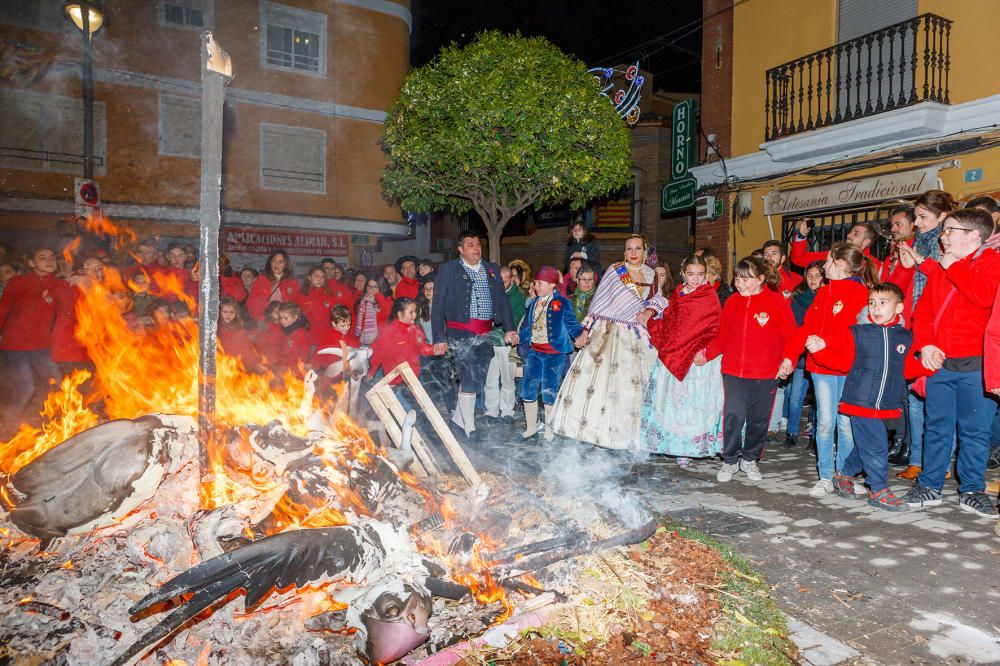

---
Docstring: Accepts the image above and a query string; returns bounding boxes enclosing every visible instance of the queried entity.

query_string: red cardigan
[0,272,61,351]
[368,319,433,385]
[783,277,869,376]
[246,275,302,321]
[706,287,797,379]
[913,248,1000,361]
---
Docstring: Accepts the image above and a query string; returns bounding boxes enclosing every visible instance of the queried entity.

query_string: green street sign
[671,98,698,181]
[662,177,696,213]
[714,198,724,218]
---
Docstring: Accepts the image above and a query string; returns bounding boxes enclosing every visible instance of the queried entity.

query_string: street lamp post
[64,2,105,180]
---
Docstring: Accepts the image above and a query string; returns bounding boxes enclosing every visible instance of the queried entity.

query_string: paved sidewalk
[468,432,1000,665]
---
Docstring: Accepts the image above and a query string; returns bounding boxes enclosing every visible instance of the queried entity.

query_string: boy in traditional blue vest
[519,266,587,441]
[813,283,925,510]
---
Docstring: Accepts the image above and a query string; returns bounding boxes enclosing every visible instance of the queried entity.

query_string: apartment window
[260,2,326,76]
[260,123,326,194]
[158,94,201,157]
[0,89,106,175]
[160,0,213,29]
[0,0,67,32]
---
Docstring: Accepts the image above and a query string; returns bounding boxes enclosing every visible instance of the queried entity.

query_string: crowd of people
[3,194,1000,533]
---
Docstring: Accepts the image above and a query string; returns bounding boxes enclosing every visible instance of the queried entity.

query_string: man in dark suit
[431,231,518,441]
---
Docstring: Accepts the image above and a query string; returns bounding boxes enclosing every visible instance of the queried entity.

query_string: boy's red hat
[535,266,560,284]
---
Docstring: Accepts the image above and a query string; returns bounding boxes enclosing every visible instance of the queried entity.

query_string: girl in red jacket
[779,243,876,497]
[368,297,435,391]
[700,257,797,483]
[218,296,261,371]
[274,302,310,377]
[246,250,302,321]
[255,301,284,369]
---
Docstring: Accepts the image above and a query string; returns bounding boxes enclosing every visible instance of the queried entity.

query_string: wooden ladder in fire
[365,362,482,488]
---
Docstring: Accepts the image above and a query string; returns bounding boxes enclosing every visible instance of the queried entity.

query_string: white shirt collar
[461,259,483,271]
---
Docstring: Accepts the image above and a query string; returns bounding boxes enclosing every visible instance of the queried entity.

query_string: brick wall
[698,0,735,276]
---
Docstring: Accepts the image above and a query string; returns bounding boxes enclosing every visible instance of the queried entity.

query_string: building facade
[691,0,1000,272]
[0,0,411,269]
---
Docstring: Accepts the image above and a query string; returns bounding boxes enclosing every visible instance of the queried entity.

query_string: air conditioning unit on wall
[695,195,716,220]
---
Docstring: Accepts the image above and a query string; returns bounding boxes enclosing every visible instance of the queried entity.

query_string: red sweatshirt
[220,274,248,303]
[246,276,303,321]
[705,287,797,379]
[312,328,362,368]
[368,319,434,385]
[254,320,284,366]
[50,281,89,363]
[0,272,61,351]
[778,267,802,299]
[986,281,1000,391]
[218,323,261,370]
[274,319,311,375]
[912,248,1000,361]
[150,265,198,304]
[394,275,420,301]
[783,277,869,376]
[790,236,882,273]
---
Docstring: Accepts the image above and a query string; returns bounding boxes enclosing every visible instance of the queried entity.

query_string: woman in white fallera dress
[549,235,668,450]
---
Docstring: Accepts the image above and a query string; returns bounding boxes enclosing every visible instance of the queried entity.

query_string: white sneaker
[810,478,834,497]
[717,462,739,482]
[740,459,763,482]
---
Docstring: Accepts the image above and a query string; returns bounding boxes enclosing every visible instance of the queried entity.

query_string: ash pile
[0,369,655,666]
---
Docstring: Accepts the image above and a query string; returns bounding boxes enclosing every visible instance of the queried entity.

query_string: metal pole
[197,32,232,472]
[82,3,94,180]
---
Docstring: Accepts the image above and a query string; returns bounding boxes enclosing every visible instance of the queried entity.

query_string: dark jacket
[518,292,584,355]
[565,240,602,272]
[831,320,923,418]
[430,258,515,344]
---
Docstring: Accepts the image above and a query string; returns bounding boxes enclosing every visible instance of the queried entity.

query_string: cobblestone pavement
[465,427,1000,666]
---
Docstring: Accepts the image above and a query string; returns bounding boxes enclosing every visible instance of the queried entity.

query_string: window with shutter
[259,123,326,194]
[159,94,201,157]
[259,2,327,76]
[159,0,213,29]
[0,89,106,175]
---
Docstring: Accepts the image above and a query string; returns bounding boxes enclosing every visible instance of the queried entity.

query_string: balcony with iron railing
[764,14,951,142]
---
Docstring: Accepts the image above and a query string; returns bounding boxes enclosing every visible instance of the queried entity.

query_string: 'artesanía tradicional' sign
[763,166,939,216]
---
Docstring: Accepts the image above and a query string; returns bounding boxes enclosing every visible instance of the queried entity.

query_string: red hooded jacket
[790,236,882,273]
[783,277,869,376]
[246,275,302,321]
[218,323,261,370]
[706,287,797,379]
[368,319,434,385]
[912,248,1000,362]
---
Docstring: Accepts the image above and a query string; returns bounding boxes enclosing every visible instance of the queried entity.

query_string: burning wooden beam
[196,32,232,474]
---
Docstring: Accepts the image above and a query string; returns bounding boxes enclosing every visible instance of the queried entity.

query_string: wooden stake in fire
[196,33,232,473]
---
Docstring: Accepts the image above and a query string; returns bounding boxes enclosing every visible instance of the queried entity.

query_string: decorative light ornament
[589,60,644,126]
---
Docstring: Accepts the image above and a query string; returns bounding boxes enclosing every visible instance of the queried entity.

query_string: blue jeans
[1,349,59,425]
[917,368,998,493]
[844,416,890,491]
[812,372,854,480]
[907,387,925,467]
[786,368,812,436]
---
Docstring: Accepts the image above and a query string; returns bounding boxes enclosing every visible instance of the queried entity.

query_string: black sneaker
[901,483,943,508]
[959,491,998,518]
[780,432,798,449]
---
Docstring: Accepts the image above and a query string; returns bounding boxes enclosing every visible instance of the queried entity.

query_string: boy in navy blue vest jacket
[813,283,925,511]
[518,266,587,441]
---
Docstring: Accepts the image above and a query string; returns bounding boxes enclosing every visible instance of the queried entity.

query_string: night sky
[409,0,703,93]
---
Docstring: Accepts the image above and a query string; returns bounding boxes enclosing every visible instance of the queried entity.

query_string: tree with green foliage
[381,31,633,262]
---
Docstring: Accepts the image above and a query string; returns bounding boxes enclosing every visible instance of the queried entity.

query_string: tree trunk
[486,223,503,265]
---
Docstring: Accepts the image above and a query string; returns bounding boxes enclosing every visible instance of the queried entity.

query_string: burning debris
[0,213,670,665]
